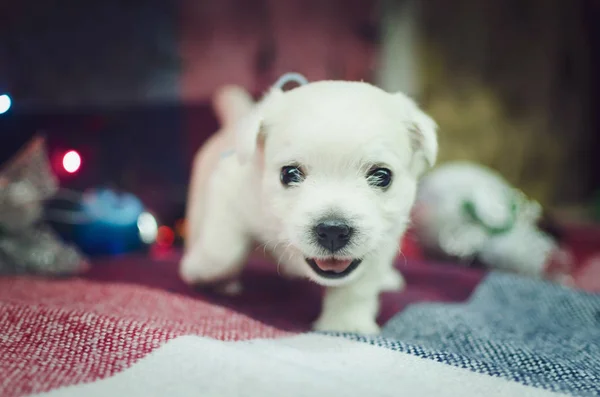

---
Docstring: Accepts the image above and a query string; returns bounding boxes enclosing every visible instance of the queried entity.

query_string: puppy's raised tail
[212,85,255,129]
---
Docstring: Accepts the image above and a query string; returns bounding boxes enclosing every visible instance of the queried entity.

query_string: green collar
[461,197,518,235]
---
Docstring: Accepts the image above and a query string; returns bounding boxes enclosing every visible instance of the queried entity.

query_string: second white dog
[180,77,438,334]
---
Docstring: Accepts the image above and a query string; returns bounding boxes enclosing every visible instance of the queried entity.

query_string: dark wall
[0,0,179,110]
[0,103,216,223]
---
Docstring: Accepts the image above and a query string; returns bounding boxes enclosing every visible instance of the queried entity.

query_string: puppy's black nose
[314,219,353,252]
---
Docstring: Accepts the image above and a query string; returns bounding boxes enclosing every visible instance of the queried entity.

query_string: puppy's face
[238,82,437,286]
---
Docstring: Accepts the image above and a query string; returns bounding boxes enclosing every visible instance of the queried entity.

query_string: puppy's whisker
[275,253,285,277]
[271,241,297,277]
[272,241,285,254]
[398,250,408,268]
[256,239,275,255]
[261,240,277,253]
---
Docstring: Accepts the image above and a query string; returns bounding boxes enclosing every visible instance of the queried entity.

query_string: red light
[156,226,175,248]
[62,150,81,173]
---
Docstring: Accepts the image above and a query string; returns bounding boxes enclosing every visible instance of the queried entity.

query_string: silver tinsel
[0,136,87,276]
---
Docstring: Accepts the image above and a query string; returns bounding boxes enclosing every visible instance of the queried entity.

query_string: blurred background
[3,2,600,389]
[0,0,598,246]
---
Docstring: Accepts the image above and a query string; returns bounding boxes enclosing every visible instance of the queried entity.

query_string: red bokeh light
[62,150,81,173]
[156,226,175,248]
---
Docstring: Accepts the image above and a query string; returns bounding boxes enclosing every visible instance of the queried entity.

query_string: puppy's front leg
[180,189,250,288]
[313,244,404,334]
[380,266,406,292]
[313,270,382,334]
[314,265,398,335]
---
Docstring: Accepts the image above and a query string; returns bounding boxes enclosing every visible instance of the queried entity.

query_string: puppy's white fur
[181,80,437,334]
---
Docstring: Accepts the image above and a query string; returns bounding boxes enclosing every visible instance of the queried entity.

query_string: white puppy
[180,77,438,334]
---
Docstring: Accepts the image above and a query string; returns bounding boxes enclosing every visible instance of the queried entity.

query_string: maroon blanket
[86,251,485,332]
[83,220,600,331]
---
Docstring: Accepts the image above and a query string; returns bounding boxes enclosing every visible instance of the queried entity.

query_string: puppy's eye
[367,167,393,189]
[280,165,305,187]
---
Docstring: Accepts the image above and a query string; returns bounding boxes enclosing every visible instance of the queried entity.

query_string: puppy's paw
[380,268,405,292]
[313,316,380,335]
[179,250,231,286]
[179,253,205,285]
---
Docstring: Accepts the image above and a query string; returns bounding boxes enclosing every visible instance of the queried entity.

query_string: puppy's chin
[303,257,366,287]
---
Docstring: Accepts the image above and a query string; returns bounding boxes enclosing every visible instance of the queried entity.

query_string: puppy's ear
[235,87,283,164]
[395,93,438,177]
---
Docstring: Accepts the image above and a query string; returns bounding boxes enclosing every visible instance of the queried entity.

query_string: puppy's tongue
[314,258,352,273]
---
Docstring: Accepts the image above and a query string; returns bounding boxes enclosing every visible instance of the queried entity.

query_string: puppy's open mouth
[305,257,362,279]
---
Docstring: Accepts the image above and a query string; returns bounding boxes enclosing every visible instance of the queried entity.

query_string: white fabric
[34,334,566,397]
